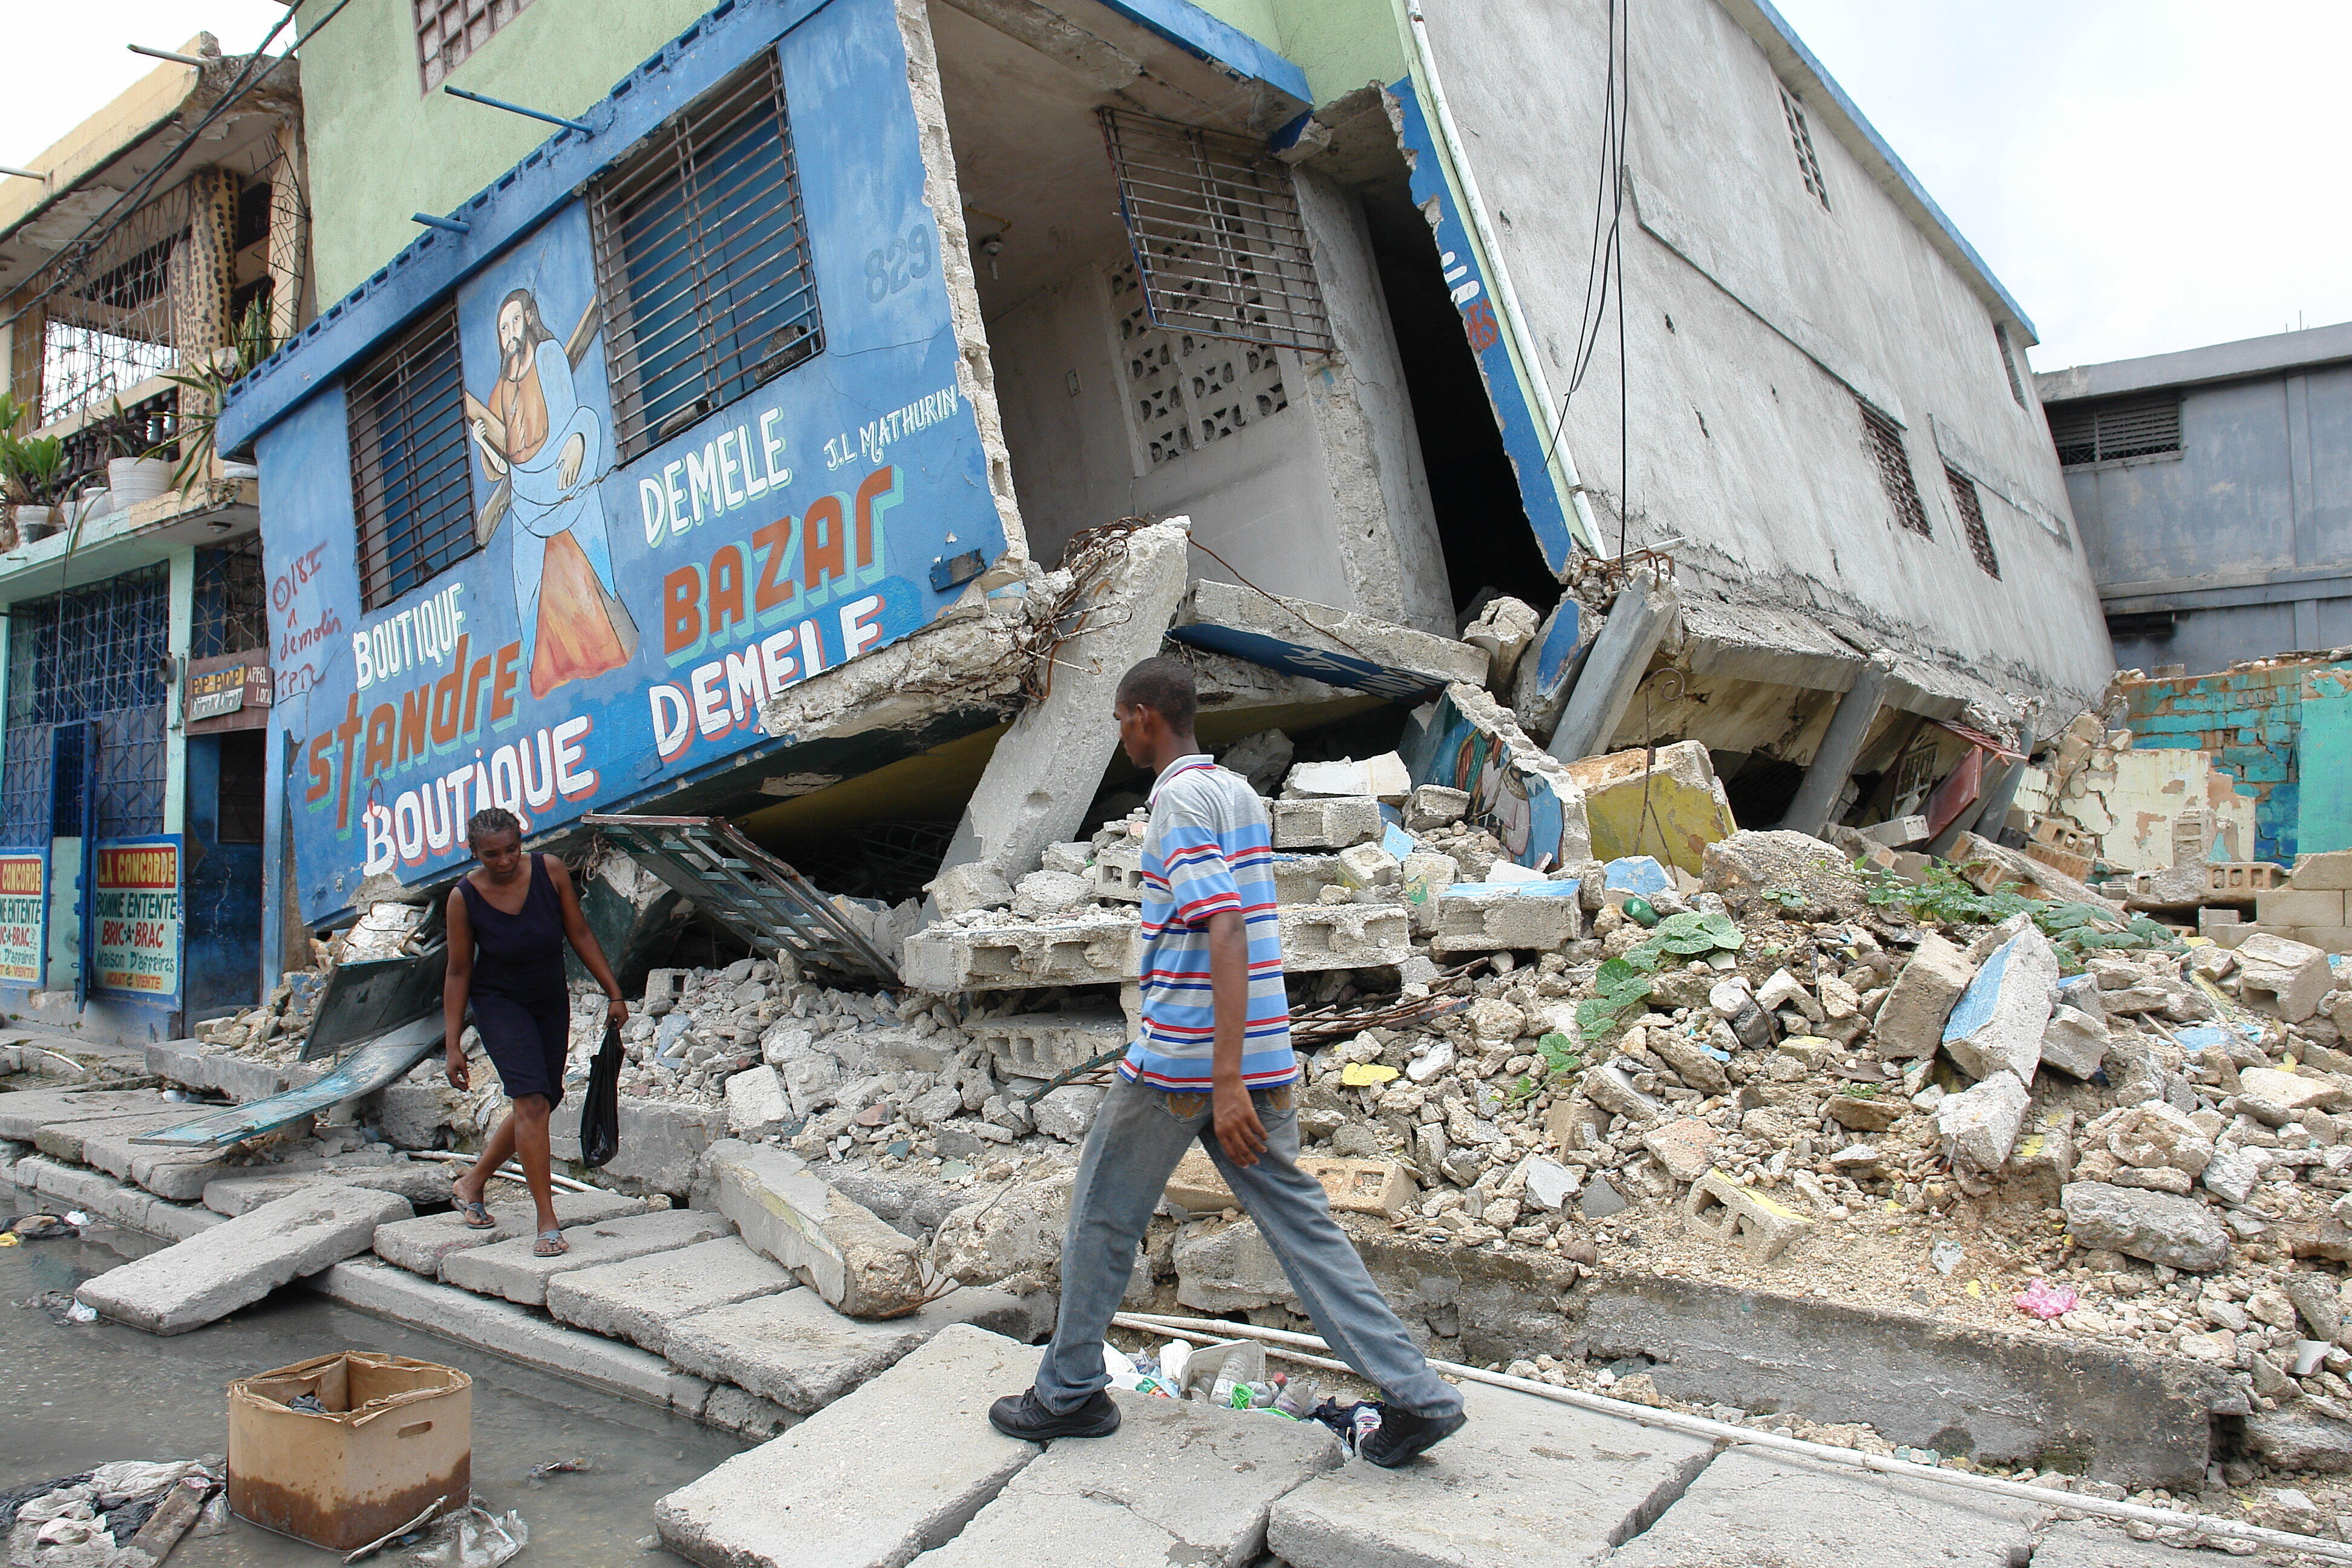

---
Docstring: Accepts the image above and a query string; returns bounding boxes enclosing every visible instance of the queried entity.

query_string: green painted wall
[2298,672,2352,857]
[295,0,717,302]
[1189,0,1410,105]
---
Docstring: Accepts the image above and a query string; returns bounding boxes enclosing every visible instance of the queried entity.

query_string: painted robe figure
[471,289,638,697]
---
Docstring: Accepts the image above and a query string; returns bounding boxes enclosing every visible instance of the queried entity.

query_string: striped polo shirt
[1120,753,1296,1093]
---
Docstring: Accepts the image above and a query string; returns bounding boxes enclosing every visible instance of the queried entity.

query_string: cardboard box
[228,1352,471,1550]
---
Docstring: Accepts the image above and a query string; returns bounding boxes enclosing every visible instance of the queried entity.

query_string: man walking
[988,657,1467,1466]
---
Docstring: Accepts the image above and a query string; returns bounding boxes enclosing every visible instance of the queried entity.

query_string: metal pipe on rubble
[1403,1,1604,560]
[407,1149,596,1195]
[1112,1312,2352,1565]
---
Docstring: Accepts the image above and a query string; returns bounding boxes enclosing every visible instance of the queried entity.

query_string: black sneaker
[1357,1405,1466,1468]
[988,1387,1122,1441]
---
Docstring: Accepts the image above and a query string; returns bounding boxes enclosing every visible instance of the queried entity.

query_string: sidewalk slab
[1269,1382,1714,1568]
[707,1138,927,1318]
[662,1286,1034,1414]
[2027,1522,2243,1565]
[13,1154,224,1241]
[77,1123,246,1201]
[76,1183,412,1334]
[656,1323,1040,1568]
[547,1235,791,1353]
[919,1390,1341,1568]
[0,1088,163,1143]
[1599,1448,2043,1567]
[372,1189,648,1273]
[441,1207,729,1305]
[310,1258,713,1413]
[200,1157,451,1215]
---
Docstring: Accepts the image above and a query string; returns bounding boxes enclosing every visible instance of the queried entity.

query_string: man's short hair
[1116,657,1197,728]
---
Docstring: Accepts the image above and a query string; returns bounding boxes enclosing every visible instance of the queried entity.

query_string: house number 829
[865,224,934,302]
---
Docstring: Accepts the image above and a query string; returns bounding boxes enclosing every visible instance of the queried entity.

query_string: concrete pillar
[1779,653,1893,838]
[1545,569,1676,765]
[935,517,1192,889]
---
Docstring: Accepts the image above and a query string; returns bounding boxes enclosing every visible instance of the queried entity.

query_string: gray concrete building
[2037,321,2352,677]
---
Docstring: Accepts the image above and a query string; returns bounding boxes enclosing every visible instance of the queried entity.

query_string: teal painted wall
[294,0,717,302]
[2297,673,2352,857]
[2125,658,2352,863]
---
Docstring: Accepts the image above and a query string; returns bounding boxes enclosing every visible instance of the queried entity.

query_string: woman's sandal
[533,1229,569,1258]
[451,1176,496,1229]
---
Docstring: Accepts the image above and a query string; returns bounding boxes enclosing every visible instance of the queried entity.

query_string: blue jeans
[1032,1073,1465,1419]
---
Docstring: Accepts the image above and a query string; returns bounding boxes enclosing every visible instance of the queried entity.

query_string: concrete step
[198,1155,451,1215]
[0,1088,171,1152]
[372,1188,648,1274]
[8,1153,223,1241]
[76,1182,411,1334]
[1598,1448,2045,1567]
[440,1207,730,1305]
[546,1235,793,1354]
[1269,1382,1715,1568]
[656,1322,1041,1568]
[914,1390,1344,1568]
[662,1285,1036,1415]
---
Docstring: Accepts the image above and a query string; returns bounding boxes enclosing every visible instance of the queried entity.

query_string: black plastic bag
[580,1022,624,1169]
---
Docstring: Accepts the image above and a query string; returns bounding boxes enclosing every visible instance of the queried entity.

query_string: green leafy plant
[1761,886,1810,913]
[1857,865,2182,971]
[1575,910,1748,1042]
[151,298,278,489]
[1844,1080,1879,1099]
[0,433,71,506]
[1508,1074,1541,1106]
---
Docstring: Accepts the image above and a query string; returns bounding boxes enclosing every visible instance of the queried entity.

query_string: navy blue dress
[459,854,572,1106]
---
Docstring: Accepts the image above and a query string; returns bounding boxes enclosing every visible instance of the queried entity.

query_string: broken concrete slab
[1875,932,1976,1059]
[145,1041,326,1102]
[1941,924,2060,1082]
[1563,740,1739,877]
[441,1207,731,1305]
[663,1285,1033,1414]
[1175,1218,1296,1312]
[2236,932,2333,1022]
[74,1124,247,1202]
[547,1093,725,1195]
[371,1189,649,1274]
[929,1390,1343,1568]
[30,1105,194,1165]
[725,1065,792,1138]
[901,916,1138,992]
[2026,1523,2246,1566]
[1276,903,1411,972]
[76,1183,413,1335]
[1169,577,1488,702]
[546,1235,792,1353]
[707,1138,927,1318]
[1599,1446,2042,1567]
[2040,1004,2111,1080]
[0,1088,168,1143]
[964,1010,1125,1081]
[1936,1071,2030,1175]
[13,1154,223,1242]
[2063,1181,2231,1272]
[1429,884,1582,957]
[197,1156,454,1215]
[655,1323,1041,1568]
[1407,682,1593,874]
[1269,1380,1711,1568]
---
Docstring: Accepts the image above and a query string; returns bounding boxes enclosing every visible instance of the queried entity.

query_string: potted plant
[1,432,72,543]
[156,299,277,490]
[87,396,172,508]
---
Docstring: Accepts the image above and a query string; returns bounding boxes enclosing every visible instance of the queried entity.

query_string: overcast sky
[5,2,2343,376]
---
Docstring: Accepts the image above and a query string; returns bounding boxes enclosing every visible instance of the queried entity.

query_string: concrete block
[901,916,1138,992]
[441,1207,730,1305]
[2292,925,2352,953]
[1032,1084,1105,1142]
[197,1156,451,1215]
[1941,925,2060,1081]
[310,1257,699,1410]
[14,1154,224,1241]
[2292,850,2352,890]
[1270,1380,1711,1568]
[1164,1149,1416,1218]
[547,1235,793,1353]
[1175,1218,1296,1312]
[930,861,1012,919]
[2258,888,2348,928]
[1334,841,1399,890]
[707,1138,927,1318]
[1269,795,1383,850]
[2236,932,2333,1021]
[1602,1447,2041,1567]
[1091,838,1144,903]
[725,1065,792,1138]
[1429,885,1582,956]
[654,1324,1042,1568]
[965,1009,1126,1081]
[548,1093,725,1195]
[933,1389,1343,1568]
[1405,784,1469,831]
[1270,852,1347,906]
[1562,740,1737,875]
[1276,903,1411,972]
[2040,1004,2110,1079]
[2063,1181,2230,1272]
[662,1285,1034,1414]
[1875,932,1976,1060]
[76,1183,412,1335]
[1685,1171,1812,1261]
[1861,814,1930,848]
[2209,921,2295,950]
[1936,1071,2029,1174]
[1396,851,1459,933]
[371,1189,648,1273]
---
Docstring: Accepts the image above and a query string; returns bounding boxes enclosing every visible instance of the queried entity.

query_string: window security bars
[1098,108,1335,358]
[347,300,477,612]
[1944,465,2001,580]
[1,564,172,844]
[2048,395,2182,467]
[1859,401,1930,537]
[1780,88,1831,211]
[34,186,191,428]
[592,54,822,463]
[415,0,537,93]
[192,537,269,660]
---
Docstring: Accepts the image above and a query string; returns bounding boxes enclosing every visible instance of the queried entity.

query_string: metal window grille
[1098,108,1334,357]
[192,537,269,659]
[414,0,537,93]
[1,564,171,844]
[591,54,823,463]
[347,299,477,611]
[33,185,192,428]
[1859,400,1930,537]
[1780,88,1831,211]
[2047,394,2181,467]
[1945,463,2000,579]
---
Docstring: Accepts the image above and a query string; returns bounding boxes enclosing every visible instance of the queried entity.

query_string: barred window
[1945,463,2000,578]
[592,54,822,462]
[192,537,269,659]
[2048,394,2181,467]
[1,565,172,844]
[347,301,477,611]
[1859,400,1930,537]
[1780,88,1831,211]
[415,0,537,94]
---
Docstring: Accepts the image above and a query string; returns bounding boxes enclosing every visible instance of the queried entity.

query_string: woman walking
[443,808,628,1255]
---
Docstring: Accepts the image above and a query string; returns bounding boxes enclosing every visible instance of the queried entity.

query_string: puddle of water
[2,1184,745,1565]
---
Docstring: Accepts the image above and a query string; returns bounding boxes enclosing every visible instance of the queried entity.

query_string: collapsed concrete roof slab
[1673,596,1863,696]
[1169,579,1488,702]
